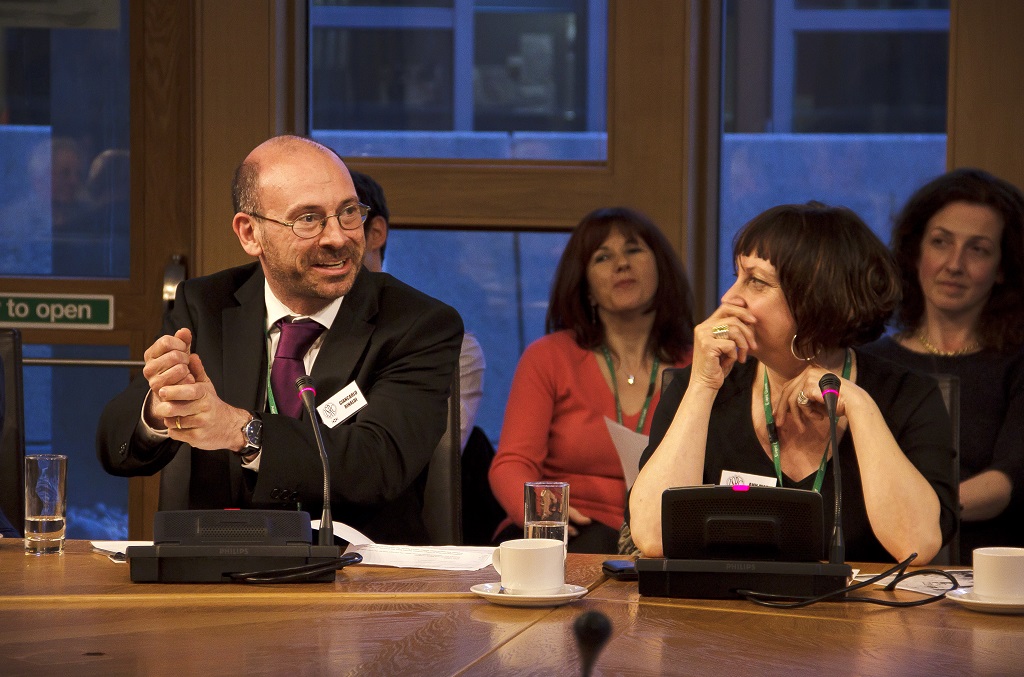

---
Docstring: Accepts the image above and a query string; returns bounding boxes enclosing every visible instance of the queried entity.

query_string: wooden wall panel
[129,0,198,538]
[948,0,1024,190]
[194,1,291,276]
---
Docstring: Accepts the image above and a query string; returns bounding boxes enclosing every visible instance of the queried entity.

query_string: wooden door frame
[947,0,1024,189]
[125,0,198,538]
[127,0,303,536]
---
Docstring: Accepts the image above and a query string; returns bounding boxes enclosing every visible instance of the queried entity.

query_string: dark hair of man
[232,136,335,216]
[891,167,1024,352]
[350,168,390,262]
[232,161,260,215]
[546,206,695,363]
[734,202,901,358]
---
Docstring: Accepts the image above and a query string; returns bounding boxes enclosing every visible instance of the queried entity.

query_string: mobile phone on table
[602,559,638,581]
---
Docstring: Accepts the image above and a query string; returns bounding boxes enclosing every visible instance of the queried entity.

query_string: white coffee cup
[972,547,1024,602]
[492,538,565,596]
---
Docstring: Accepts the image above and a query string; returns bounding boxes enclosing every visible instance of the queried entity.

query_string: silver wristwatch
[240,412,263,456]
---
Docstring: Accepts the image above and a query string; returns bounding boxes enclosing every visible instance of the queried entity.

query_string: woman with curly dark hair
[863,168,1024,562]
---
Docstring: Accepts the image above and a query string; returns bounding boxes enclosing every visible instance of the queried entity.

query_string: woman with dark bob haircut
[864,168,1024,562]
[629,202,957,563]
[489,207,695,553]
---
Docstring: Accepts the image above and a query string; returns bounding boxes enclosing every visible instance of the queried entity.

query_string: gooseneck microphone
[295,375,334,546]
[573,610,612,677]
[819,372,844,564]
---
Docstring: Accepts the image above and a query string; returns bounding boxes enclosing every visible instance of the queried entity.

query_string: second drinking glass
[524,481,569,551]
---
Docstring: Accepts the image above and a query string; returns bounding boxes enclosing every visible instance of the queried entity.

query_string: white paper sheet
[854,569,972,595]
[311,519,373,546]
[311,519,494,570]
[604,416,649,488]
[344,544,494,570]
[91,540,152,563]
[92,520,495,571]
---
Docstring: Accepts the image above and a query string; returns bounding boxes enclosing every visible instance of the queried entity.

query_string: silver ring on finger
[711,324,730,340]
[796,391,810,406]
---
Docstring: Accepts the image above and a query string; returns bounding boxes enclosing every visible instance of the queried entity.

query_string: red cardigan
[489,330,689,533]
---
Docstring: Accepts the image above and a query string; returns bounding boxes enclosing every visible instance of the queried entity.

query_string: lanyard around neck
[265,326,279,414]
[762,349,852,492]
[601,345,660,434]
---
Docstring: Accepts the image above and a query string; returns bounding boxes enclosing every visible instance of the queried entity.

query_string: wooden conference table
[0,539,1020,676]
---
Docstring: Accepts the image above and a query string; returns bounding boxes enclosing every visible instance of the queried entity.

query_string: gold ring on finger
[797,391,810,406]
[711,324,730,340]
[176,416,182,430]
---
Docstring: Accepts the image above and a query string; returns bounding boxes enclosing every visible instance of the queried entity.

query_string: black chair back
[661,367,686,395]
[460,426,505,545]
[422,369,462,545]
[0,328,26,536]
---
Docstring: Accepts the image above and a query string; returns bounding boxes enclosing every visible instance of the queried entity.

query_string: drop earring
[790,334,814,362]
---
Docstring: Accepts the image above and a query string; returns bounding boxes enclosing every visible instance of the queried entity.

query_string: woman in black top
[863,168,1024,562]
[629,203,957,563]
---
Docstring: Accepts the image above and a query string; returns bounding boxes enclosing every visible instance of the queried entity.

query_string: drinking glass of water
[524,481,569,550]
[24,454,67,555]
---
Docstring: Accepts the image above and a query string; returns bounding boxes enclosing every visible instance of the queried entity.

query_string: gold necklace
[916,330,978,357]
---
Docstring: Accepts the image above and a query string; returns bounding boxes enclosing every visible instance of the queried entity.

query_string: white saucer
[470,582,588,607]
[946,588,1024,615]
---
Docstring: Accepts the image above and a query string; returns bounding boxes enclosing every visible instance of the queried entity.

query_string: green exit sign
[0,293,114,330]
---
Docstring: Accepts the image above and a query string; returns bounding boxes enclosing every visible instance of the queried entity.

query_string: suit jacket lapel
[216,267,267,502]
[310,271,378,399]
[223,267,268,411]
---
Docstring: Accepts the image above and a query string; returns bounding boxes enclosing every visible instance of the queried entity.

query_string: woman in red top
[489,207,695,553]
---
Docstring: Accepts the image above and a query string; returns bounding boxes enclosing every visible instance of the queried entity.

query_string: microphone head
[818,372,841,394]
[573,610,612,663]
[573,608,612,638]
[295,375,316,395]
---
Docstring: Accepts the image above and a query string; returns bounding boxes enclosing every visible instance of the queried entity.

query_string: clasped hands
[142,328,249,451]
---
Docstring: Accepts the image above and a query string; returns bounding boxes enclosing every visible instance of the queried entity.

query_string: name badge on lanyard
[719,470,778,488]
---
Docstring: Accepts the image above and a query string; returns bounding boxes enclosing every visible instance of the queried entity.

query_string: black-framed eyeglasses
[248,203,370,239]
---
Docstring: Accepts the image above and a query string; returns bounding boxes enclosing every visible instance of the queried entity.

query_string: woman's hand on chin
[691,304,758,390]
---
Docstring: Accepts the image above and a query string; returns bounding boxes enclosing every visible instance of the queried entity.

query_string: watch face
[244,418,262,447]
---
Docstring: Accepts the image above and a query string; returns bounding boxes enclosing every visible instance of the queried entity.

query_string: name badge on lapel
[719,470,778,488]
[317,381,367,428]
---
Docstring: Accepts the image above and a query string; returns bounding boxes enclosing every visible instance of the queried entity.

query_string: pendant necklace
[601,345,660,433]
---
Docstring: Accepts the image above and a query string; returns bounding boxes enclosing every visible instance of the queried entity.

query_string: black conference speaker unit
[127,510,342,583]
[637,486,852,599]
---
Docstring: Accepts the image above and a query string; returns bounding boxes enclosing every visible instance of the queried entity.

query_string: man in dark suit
[96,135,463,544]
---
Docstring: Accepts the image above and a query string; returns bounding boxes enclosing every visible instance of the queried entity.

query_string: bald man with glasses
[97,135,463,545]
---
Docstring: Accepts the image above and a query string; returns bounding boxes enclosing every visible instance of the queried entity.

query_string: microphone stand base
[126,510,343,583]
[127,544,342,583]
[637,558,853,600]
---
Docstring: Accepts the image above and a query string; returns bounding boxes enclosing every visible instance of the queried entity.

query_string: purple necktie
[271,318,325,418]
